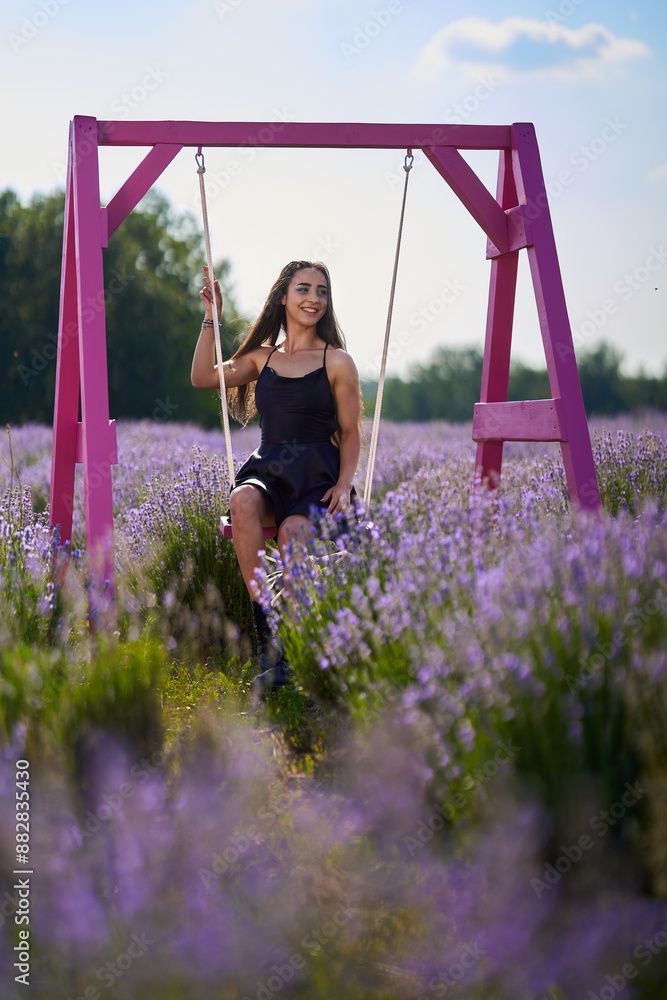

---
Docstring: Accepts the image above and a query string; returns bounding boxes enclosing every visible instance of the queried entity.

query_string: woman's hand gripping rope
[199,264,223,319]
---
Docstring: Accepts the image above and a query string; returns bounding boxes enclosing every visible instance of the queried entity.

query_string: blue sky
[1,0,666,382]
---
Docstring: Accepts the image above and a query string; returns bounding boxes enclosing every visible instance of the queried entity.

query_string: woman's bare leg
[229,485,276,599]
[277,514,313,610]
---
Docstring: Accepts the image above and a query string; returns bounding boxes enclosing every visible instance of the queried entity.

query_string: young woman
[191,260,361,690]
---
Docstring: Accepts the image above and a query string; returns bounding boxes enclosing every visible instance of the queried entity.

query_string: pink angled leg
[475,148,520,488]
[511,124,601,510]
[72,116,117,609]
[50,133,80,545]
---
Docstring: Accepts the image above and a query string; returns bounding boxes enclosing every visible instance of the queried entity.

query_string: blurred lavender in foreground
[1,716,665,999]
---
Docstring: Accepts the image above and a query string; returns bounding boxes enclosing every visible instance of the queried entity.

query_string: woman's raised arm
[191,263,259,390]
[191,330,259,390]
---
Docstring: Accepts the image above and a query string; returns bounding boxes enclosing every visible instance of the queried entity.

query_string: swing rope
[196,147,236,495]
[363,148,414,509]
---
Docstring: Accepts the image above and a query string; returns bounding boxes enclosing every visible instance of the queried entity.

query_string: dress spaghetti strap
[262,344,280,372]
[323,342,329,370]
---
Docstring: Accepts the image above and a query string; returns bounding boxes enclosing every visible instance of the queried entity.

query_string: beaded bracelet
[202,319,214,328]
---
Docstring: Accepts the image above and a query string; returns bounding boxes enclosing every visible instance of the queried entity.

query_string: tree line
[2,186,664,430]
[361,342,667,423]
[0,187,242,429]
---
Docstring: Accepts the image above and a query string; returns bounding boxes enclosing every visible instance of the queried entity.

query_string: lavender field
[2,414,667,999]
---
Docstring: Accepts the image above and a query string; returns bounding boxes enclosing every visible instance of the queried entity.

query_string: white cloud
[649,164,667,183]
[411,16,650,83]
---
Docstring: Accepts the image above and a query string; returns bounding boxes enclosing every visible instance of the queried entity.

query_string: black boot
[250,601,291,694]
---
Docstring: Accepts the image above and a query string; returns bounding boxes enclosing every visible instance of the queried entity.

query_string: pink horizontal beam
[424,145,509,255]
[106,143,182,238]
[472,398,566,442]
[95,120,512,150]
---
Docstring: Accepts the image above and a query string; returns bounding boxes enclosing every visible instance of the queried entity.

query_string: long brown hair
[227,261,346,424]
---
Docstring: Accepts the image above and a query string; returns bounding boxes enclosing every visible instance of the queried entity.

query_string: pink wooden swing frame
[50,116,601,608]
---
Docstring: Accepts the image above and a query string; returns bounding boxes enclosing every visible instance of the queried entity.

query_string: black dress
[232,342,350,528]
